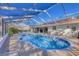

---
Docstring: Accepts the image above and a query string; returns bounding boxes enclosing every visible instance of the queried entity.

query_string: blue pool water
[19,34,70,50]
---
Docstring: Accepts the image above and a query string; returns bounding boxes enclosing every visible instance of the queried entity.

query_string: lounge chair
[50,30,58,35]
[62,29,73,37]
[72,30,79,38]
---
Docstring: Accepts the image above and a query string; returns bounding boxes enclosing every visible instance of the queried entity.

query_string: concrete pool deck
[8,34,79,56]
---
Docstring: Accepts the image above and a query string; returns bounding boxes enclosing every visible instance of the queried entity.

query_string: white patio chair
[62,29,73,37]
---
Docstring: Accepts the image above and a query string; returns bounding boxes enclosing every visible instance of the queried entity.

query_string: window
[72,26,76,31]
[44,27,48,33]
[52,26,56,30]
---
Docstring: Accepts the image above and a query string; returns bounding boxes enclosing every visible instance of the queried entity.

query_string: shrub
[8,27,20,36]
[76,15,79,19]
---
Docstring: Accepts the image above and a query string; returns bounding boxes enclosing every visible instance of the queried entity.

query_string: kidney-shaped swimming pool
[19,34,70,50]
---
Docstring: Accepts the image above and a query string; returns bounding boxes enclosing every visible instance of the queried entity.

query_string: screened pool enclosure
[0,3,79,56]
[0,3,79,36]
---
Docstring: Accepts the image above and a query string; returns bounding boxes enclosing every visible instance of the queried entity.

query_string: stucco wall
[47,23,79,32]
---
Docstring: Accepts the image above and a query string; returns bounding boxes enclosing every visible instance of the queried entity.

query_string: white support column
[2,18,5,36]
[48,27,52,33]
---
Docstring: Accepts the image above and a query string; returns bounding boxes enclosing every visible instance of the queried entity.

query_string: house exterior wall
[56,23,79,30]
[47,23,79,32]
[32,23,79,33]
